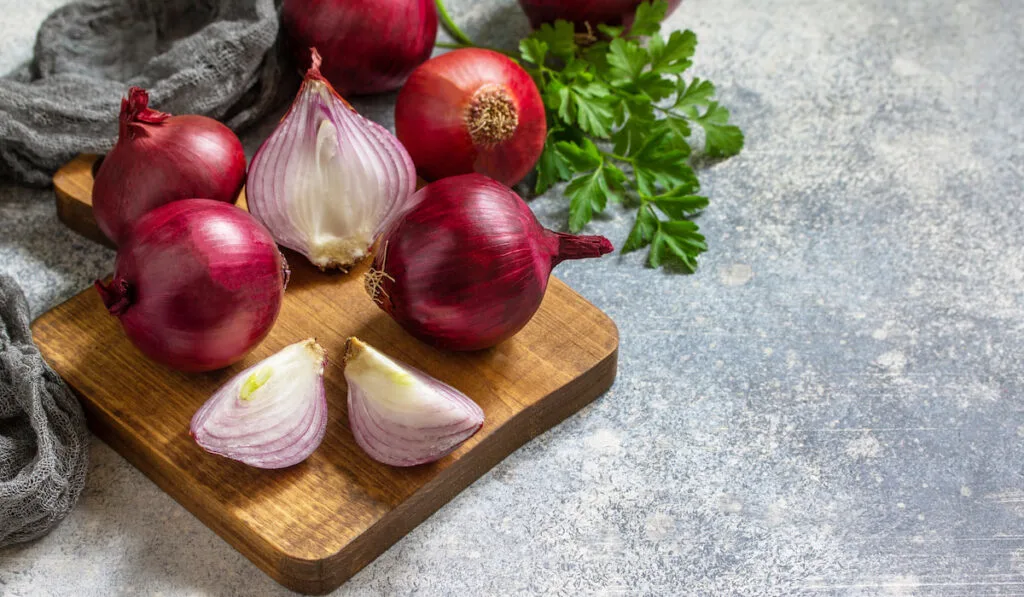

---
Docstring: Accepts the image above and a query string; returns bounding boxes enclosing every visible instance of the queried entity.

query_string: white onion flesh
[247,53,417,270]
[344,338,485,467]
[190,339,328,469]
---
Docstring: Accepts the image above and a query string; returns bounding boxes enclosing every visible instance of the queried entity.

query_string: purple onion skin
[93,87,246,246]
[370,174,613,351]
[281,0,438,96]
[517,0,682,29]
[95,199,286,372]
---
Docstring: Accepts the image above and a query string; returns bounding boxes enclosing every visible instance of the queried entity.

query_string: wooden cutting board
[33,155,619,594]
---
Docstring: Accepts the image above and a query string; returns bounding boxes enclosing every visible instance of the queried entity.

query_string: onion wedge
[344,337,484,466]
[190,339,328,469]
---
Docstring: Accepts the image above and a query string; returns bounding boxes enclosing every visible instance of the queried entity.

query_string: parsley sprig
[436,0,743,271]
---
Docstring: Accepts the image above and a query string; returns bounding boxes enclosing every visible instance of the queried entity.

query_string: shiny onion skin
[366,175,613,351]
[395,49,546,187]
[95,200,287,372]
[517,0,682,29]
[92,87,246,246]
[281,0,437,95]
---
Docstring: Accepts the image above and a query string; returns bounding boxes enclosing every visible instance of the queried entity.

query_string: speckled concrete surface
[2,0,1023,595]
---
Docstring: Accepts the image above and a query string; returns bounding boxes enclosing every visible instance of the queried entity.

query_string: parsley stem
[433,2,522,60]
[435,0,475,47]
[602,151,634,164]
[652,104,690,121]
[532,65,556,83]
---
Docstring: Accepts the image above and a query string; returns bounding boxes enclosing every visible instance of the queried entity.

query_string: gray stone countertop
[2,0,1023,595]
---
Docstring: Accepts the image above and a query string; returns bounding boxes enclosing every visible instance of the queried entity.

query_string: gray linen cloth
[0,0,292,186]
[0,275,88,547]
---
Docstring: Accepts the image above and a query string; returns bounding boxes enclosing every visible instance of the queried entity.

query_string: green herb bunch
[436,0,744,271]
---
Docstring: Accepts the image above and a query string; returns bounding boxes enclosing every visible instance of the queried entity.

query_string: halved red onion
[247,49,417,270]
[190,339,328,469]
[343,338,485,467]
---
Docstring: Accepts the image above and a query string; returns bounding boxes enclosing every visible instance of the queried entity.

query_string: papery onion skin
[366,174,613,351]
[92,87,246,245]
[518,0,682,29]
[395,49,547,187]
[190,339,328,469]
[281,0,437,95]
[95,199,287,372]
[247,49,417,270]
[344,337,484,467]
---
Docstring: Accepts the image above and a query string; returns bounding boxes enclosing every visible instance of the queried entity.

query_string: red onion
[281,0,437,95]
[92,87,246,245]
[191,339,328,469]
[395,49,546,187]
[366,174,613,351]
[95,199,287,372]
[344,337,484,466]
[247,49,417,270]
[518,0,682,29]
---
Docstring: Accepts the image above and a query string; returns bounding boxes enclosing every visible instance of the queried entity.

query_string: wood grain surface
[52,155,113,248]
[34,156,620,594]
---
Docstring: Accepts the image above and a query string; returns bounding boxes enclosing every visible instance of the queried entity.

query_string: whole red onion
[95,200,287,372]
[366,174,613,351]
[518,0,682,29]
[92,87,246,246]
[395,49,546,187]
[281,0,438,95]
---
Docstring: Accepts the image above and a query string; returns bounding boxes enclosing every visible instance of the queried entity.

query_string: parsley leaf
[570,86,615,137]
[566,169,611,232]
[652,189,709,219]
[607,39,648,82]
[565,148,627,232]
[633,126,697,192]
[633,72,677,101]
[650,30,696,74]
[519,38,548,65]
[623,204,659,253]
[532,21,576,61]
[684,101,745,157]
[535,136,573,194]
[663,116,692,146]
[631,1,667,37]
[556,139,601,171]
[650,220,707,271]
[676,78,716,109]
[612,119,647,157]
[567,173,603,232]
